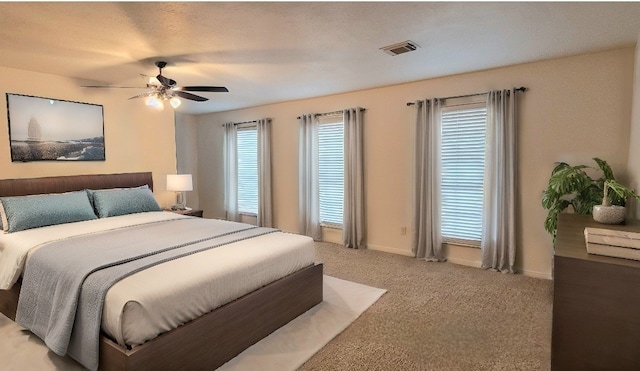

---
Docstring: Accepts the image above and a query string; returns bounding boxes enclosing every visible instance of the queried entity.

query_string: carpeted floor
[300,242,553,371]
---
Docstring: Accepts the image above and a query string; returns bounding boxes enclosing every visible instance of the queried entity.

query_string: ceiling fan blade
[156,74,176,87]
[176,86,229,93]
[82,85,145,89]
[173,91,209,102]
[128,92,154,100]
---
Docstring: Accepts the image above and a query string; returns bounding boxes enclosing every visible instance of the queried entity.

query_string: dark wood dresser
[552,213,640,370]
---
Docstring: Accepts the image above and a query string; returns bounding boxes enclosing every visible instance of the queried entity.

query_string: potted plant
[593,179,640,224]
[542,158,632,239]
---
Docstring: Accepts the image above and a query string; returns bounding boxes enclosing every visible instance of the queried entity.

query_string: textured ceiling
[0,2,639,114]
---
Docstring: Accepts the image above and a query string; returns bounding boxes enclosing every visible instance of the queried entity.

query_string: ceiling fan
[82,61,229,109]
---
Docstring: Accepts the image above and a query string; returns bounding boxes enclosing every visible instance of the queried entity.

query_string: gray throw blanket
[16,217,277,371]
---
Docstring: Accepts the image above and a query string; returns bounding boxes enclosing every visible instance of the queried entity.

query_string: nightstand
[166,208,204,217]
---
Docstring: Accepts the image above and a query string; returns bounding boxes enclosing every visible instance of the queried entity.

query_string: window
[440,103,487,245]
[237,127,258,215]
[318,117,344,226]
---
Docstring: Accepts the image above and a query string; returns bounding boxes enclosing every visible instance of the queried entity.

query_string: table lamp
[167,174,193,210]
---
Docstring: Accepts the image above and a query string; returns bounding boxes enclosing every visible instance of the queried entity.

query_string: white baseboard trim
[447,257,482,269]
[518,269,552,280]
[367,244,415,257]
[448,257,552,280]
[343,242,553,280]
[368,249,553,280]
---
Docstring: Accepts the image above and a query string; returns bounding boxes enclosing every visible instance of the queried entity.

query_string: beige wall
[627,34,640,218]
[175,113,200,209]
[189,47,635,279]
[0,65,177,207]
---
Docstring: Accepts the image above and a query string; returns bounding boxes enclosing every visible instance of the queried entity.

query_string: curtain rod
[221,118,270,127]
[405,87,527,106]
[296,107,366,120]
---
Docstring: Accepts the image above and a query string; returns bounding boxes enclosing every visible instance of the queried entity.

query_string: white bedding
[0,212,316,347]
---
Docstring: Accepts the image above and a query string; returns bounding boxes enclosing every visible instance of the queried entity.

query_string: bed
[0,172,323,371]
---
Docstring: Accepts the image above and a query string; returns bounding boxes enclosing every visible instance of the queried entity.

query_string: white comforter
[0,212,316,346]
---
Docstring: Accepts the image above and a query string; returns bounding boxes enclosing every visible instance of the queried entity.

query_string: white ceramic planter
[593,204,626,224]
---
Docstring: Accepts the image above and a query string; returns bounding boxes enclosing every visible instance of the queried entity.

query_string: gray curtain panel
[223,122,240,222]
[257,118,273,227]
[298,114,322,240]
[412,99,446,261]
[343,107,366,249]
[481,90,517,273]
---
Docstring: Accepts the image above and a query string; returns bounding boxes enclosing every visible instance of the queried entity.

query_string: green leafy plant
[542,158,624,238]
[602,179,640,206]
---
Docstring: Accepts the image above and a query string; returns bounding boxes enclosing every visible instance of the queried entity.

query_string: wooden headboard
[0,172,154,197]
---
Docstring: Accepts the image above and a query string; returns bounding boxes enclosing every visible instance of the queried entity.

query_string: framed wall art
[6,93,105,162]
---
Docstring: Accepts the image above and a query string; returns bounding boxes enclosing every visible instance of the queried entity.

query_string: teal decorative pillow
[85,185,147,207]
[0,201,4,231]
[0,191,98,233]
[91,186,161,218]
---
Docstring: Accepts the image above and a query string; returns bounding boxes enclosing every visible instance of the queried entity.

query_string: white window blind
[318,118,344,226]
[237,127,258,215]
[440,105,487,244]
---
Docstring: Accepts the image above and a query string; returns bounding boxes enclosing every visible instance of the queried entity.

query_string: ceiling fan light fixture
[145,96,164,111]
[83,61,228,107]
[169,97,181,109]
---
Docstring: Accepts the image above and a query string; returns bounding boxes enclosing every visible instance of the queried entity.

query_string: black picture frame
[6,93,105,162]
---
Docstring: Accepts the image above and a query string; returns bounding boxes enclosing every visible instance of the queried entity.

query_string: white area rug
[0,276,386,371]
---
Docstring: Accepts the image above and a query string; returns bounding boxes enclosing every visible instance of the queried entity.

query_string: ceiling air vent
[380,40,420,56]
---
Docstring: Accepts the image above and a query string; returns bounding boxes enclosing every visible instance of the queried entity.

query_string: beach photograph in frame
[6,93,105,162]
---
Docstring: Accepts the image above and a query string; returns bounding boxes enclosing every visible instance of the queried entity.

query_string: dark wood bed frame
[0,172,324,370]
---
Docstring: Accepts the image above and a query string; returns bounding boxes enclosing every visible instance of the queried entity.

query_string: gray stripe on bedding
[15,217,277,371]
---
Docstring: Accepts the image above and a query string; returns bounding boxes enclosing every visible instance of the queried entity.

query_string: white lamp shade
[145,96,164,111]
[166,174,193,192]
[169,97,182,109]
